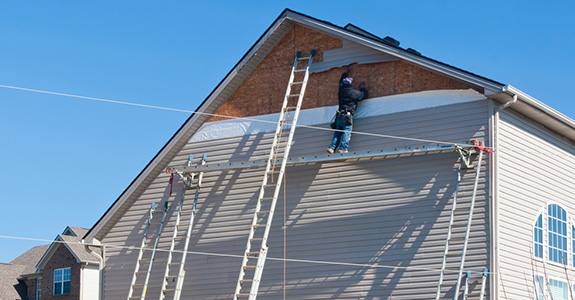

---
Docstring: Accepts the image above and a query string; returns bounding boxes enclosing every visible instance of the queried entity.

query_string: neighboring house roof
[63,226,90,237]
[84,8,575,242]
[0,244,49,299]
[36,229,100,270]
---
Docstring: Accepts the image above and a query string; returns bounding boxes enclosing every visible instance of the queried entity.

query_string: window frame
[534,274,545,300]
[548,276,569,300]
[533,212,544,260]
[547,203,568,266]
[53,267,71,295]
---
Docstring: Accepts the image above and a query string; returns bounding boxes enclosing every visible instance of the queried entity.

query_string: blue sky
[0,1,573,262]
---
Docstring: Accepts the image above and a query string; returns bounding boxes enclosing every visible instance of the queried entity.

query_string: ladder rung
[284,106,297,111]
[446,252,462,257]
[466,292,481,297]
[240,279,253,284]
[263,183,276,188]
[132,283,144,287]
[163,288,176,293]
[451,223,468,228]
[243,265,257,270]
[237,293,250,298]
[449,237,465,241]
[287,94,300,97]
[246,252,260,256]
[253,224,266,228]
[257,211,270,214]
[260,197,273,201]
[250,238,263,241]
[294,69,306,73]
[139,258,151,262]
[298,56,311,60]
[291,81,304,85]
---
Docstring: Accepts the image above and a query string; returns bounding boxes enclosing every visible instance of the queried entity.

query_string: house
[0,244,49,300]
[82,9,575,299]
[18,226,103,300]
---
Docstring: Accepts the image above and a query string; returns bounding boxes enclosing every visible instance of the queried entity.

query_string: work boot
[339,149,348,154]
[327,148,335,154]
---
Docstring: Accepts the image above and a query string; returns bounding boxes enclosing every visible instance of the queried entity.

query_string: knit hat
[342,77,353,86]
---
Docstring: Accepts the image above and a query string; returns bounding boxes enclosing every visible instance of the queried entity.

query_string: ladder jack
[435,140,488,300]
[233,49,315,300]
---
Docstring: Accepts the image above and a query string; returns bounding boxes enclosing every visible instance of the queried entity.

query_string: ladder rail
[159,185,186,299]
[140,202,170,300]
[173,154,207,300]
[233,50,315,300]
[127,203,157,300]
[249,50,314,298]
[453,150,484,299]
[435,163,462,300]
[479,268,488,300]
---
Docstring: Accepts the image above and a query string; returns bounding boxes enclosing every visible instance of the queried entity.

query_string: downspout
[498,94,518,110]
[85,241,105,300]
[491,91,517,299]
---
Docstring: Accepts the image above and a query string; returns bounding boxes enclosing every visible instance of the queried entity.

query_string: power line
[0,234,483,275]
[0,84,489,148]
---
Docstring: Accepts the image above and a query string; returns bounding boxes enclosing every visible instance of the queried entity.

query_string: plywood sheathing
[209,25,481,122]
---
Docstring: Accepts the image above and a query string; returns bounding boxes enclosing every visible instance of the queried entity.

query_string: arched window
[548,204,567,264]
[534,214,543,258]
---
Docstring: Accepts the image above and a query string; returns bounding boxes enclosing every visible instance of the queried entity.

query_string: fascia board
[35,236,82,269]
[84,12,294,241]
[284,11,505,95]
[504,85,575,130]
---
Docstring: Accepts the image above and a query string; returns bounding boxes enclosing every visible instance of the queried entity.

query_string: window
[534,275,545,300]
[549,278,568,300]
[37,278,42,300]
[548,204,567,264]
[534,214,543,258]
[53,267,70,295]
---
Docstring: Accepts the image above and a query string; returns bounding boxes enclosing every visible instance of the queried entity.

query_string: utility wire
[0,234,487,275]
[0,84,491,149]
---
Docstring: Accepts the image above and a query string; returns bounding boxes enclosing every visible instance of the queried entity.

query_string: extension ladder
[435,147,484,300]
[463,268,488,300]
[127,201,171,300]
[159,154,207,300]
[233,49,315,300]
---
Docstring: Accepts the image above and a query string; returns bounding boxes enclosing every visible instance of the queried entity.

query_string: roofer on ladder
[327,67,369,154]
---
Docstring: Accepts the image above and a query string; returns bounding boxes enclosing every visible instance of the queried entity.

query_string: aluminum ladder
[463,268,488,300]
[159,154,207,300]
[435,147,484,300]
[233,49,315,300]
[127,201,171,300]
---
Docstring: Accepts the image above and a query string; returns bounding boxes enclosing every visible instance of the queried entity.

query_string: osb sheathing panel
[209,25,481,121]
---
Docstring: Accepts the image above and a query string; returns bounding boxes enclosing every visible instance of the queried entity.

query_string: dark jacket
[338,72,368,115]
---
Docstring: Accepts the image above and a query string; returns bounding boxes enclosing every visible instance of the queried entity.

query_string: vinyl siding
[497,109,575,299]
[102,99,491,299]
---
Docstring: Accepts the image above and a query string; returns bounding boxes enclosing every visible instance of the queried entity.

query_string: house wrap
[82,9,575,300]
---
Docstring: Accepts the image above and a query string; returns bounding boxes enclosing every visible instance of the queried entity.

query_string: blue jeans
[329,115,352,151]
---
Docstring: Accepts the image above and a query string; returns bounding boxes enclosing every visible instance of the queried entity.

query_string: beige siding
[102,100,491,299]
[497,109,575,299]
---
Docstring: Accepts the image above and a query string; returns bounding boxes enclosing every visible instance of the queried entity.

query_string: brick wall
[209,24,480,121]
[40,244,80,300]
